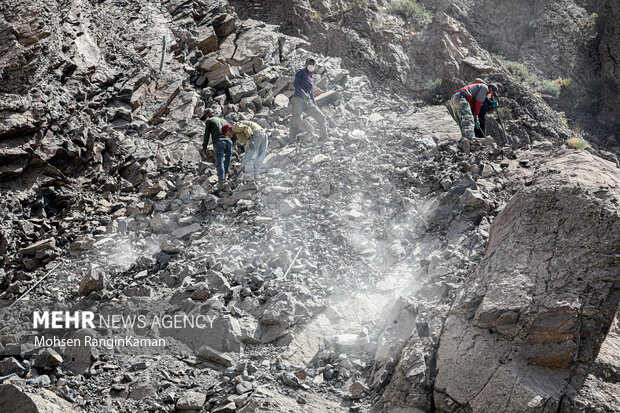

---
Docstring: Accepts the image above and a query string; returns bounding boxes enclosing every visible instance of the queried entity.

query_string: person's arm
[203,122,212,152]
[310,89,315,104]
[293,70,303,92]
[243,125,253,137]
[472,85,488,116]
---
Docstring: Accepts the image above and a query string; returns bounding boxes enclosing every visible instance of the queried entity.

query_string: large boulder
[0,384,79,413]
[432,149,620,411]
[374,149,620,413]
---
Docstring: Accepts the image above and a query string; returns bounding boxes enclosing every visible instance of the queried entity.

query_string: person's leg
[455,96,475,140]
[477,112,486,137]
[253,131,268,179]
[243,136,258,178]
[223,140,232,178]
[289,97,304,142]
[450,95,464,140]
[214,141,226,181]
[305,103,327,139]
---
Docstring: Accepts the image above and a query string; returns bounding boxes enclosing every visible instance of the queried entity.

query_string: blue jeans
[214,139,232,181]
[244,130,268,179]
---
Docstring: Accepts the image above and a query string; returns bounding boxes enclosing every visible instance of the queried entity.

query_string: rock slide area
[0,0,618,412]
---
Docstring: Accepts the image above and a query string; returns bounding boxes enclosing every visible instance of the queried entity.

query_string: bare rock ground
[0,0,619,412]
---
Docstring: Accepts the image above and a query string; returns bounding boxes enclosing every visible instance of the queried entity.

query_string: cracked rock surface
[1,0,619,412]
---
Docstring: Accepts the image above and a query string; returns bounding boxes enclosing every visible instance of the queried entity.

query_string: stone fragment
[33,348,63,368]
[194,25,217,54]
[0,384,79,412]
[213,401,237,413]
[460,188,489,210]
[315,90,341,107]
[213,13,236,38]
[273,94,289,108]
[228,78,257,103]
[18,238,56,256]
[349,381,369,398]
[236,381,252,394]
[0,357,27,377]
[197,346,233,367]
[171,223,201,239]
[128,381,157,400]
[176,391,206,410]
[78,269,104,296]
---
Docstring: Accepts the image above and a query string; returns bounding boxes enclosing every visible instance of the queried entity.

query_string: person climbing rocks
[289,58,327,143]
[450,81,502,144]
[222,120,268,187]
[201,108,232,186]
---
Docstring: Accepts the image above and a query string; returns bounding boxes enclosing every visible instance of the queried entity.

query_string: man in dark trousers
[289,58,327,143]
[450,82,502,142]
[201,108,231,184]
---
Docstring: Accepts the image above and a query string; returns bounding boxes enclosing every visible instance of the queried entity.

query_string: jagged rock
[0,384,79,413]
[236,381,253,394]
[273,94,289,108]
[193,25,217,54]
[198,57,239,84]
[18,238,56,256]
[349,381,369,398]
[460,188,489,210]
[228,78,258,103]
[61,329,98,374]
[171,223,201,239]
[206,270,232,294]
[213,401,237,413]
[315,90,340,107]
[128,381,157,400]
[33,348,63,368]
[197,345,233,367]
[78,269,104,296]
[432,150,620,411]
[213,13,237,38]
[176,391,206,411]
[0,357,27,377]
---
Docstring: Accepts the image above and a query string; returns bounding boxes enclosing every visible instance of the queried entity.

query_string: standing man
[222,120,268,186]
[202,108,232,185]
[450,82,502,143]
[289,58,327,143]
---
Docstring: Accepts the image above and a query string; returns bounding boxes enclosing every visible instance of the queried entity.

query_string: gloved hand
[199,148,207,161]
[303,91,312,104]
[474,116,480,130]
[491,100,499,109]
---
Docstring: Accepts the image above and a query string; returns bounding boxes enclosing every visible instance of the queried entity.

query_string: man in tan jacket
[222,120,268,185]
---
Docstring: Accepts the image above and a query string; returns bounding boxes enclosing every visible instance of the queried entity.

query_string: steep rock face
[433,149,620,411]
[421,0,619,140]
[373,148,620,412]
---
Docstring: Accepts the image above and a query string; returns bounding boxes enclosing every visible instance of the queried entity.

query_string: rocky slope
[0,0,619,412]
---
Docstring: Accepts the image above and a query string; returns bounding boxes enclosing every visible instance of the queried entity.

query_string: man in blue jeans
[223,121,268,188]
[202,109,231,185]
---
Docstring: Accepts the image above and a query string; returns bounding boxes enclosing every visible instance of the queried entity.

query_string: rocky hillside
[0,0,619,412]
